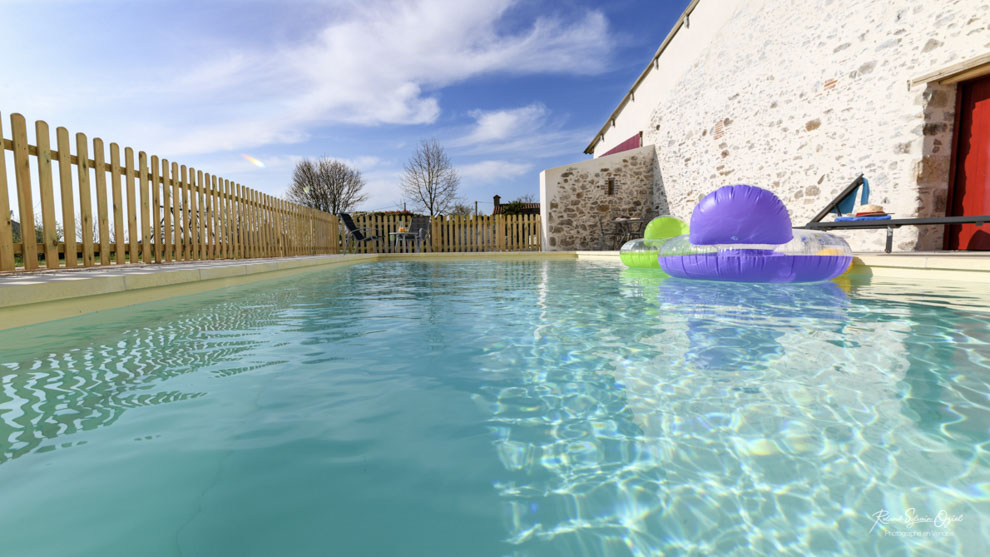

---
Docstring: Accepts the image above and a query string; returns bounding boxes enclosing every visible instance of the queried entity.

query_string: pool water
[1,260,988,556]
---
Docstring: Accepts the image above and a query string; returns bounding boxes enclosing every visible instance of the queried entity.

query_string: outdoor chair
[392,215,431,253]
[598,215,624,250]
[339,213,382,253]
[800,174,990,252]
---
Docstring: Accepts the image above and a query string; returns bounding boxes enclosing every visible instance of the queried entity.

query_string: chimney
[493,195,501,207]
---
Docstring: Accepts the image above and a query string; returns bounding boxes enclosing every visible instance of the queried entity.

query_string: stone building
[540,0,990,252]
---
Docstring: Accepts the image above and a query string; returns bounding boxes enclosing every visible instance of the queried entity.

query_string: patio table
[613,218,645,247]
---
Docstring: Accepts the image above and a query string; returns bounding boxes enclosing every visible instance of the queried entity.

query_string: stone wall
[642,0,989,251]
[540,146,656,251]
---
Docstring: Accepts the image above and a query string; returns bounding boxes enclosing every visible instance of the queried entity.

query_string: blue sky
[0,0,690,213]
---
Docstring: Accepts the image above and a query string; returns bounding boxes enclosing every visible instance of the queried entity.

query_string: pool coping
[1,250,989,330]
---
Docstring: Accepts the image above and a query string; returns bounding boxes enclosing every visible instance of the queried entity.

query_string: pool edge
[3,251,990,330]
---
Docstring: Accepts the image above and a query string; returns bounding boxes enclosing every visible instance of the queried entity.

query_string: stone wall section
[642,0,990,251]
[541,146,656,251]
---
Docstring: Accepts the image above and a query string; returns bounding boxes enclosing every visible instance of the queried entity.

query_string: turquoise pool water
[0,260,988,556]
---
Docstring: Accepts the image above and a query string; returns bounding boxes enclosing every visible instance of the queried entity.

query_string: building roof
[584,0,702,155]
[493,202,540,215]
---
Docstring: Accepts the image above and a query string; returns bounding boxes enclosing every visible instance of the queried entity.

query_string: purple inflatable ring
[660,250,853,283]
[658,185,853,283]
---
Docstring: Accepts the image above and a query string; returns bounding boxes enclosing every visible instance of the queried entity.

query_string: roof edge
[583,0,703,155]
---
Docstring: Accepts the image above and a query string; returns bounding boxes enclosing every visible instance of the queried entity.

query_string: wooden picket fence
[0,111,540,273]
[342,213,541,254]
[0,111,340,272]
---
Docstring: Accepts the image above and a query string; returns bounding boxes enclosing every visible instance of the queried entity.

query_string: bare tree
[448,202,473,217]
[287,158,368,214]
[400,138,460,219]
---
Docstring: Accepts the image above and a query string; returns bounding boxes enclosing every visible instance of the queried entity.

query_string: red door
[948,74,990,250]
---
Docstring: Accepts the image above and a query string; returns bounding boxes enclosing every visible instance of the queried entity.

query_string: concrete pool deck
[1,250,989,330]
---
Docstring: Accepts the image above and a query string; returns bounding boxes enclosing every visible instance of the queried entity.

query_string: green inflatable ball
[644,216,690,241]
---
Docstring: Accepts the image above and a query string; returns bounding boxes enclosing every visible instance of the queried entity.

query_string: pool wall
[1,251,988,330]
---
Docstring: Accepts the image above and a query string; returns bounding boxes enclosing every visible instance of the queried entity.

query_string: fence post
[139,152,151,263]
[162,159,172,262]
[496,215,505,251]
[76,133,95,267]
[34,121,59,268]
[0,114,14,272]
[150,154,161,263]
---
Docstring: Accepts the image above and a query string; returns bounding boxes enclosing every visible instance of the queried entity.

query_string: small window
[607,178,615,195]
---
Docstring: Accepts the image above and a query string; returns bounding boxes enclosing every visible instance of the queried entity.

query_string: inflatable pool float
[657,185,852,283]
[619,216,689,269]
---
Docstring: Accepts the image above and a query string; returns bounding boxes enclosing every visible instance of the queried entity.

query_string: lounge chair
[392,215,431,253]
[801,174,990,252]
[339,213,382,253]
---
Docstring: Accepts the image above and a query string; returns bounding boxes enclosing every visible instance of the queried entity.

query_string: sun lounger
[340,213,382,252]
[801,175,990,252]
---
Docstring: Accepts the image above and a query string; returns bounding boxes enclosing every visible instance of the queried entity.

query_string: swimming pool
[0,260,988,555]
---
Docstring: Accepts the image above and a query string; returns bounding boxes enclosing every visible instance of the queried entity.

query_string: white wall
[591,0,747,157]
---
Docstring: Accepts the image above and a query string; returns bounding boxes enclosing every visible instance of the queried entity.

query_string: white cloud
[457,160,532,184]
[0,0,611,158]
[451,105,594,160]
[360,168,406,211]
[339,156,383,171]
[456,104,549,146]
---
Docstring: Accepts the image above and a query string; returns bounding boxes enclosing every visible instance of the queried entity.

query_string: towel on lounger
[834,215,891,221]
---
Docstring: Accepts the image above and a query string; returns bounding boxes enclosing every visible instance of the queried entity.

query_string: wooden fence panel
[245,188,253,258]
[0,115,13,272]
[203,172,211,259]
[506,215,513,251]
[206,174,220,260]
[35,121,59,267]
[236,184,244,258]
[216,176,223,259]
[261,193,274,257]
[227,182,241,259]
[94,139,111,266]
[251,189,259,258]
[162,160,172,262]
[198,171,207,259]
[189,168,200,261]
[221,178,229,259]
[150,155,161,263]
[265,194,274,257]
[139,152,151,263]
[11,114,38,270]
[237,184,245,258]
[76,134,95,267]
[201,170,210,259]
[124,147,137,264]
[274,196,282,257]
[0,111,545,273]
[111,144,125,264]
[180,165,190,261]
[214,175,222,259]
[171,162,181,261]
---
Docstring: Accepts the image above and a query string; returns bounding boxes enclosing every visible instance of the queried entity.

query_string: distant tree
[448,202,473,217]
[400,138,460,219]
[287,158,367,214]
[27,215,64,243]
[499,193,539,216]
[499,201,527,216]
